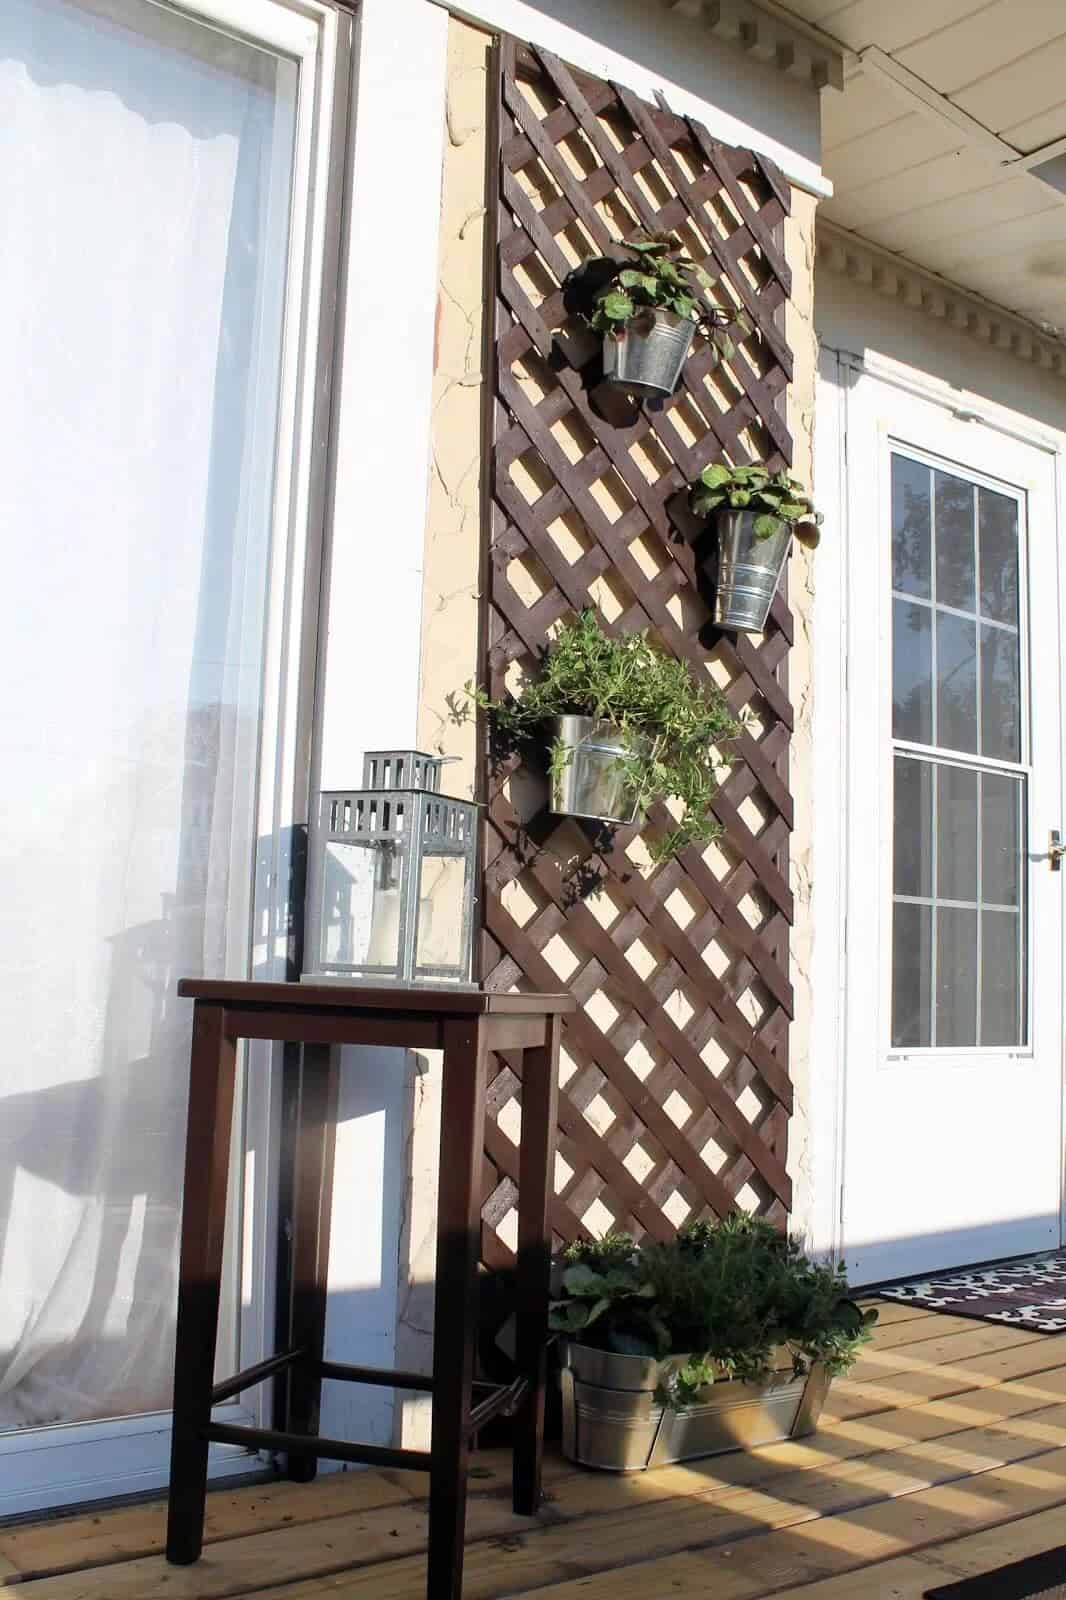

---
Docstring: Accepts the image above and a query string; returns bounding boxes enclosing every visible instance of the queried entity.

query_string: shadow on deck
[6,1305,1066,1598]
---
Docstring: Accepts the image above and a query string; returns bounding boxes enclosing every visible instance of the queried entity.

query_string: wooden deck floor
[8,1305,1066,1598]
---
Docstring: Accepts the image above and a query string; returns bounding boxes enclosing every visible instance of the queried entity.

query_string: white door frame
[0,0,351,1517]
[811,346,1066,1281]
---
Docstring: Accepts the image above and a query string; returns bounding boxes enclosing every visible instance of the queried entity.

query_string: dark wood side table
[165,980,572,1600]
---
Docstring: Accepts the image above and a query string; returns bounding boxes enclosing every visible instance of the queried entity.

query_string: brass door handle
[1051,829,1066,871]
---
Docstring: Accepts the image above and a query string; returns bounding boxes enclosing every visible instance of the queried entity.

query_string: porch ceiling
[779,0,1066,336]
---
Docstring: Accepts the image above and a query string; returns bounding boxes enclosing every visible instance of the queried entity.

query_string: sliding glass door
[0,0,344,1511]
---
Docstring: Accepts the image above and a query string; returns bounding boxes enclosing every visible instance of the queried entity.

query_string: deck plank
[845,1322,1051,1383]
[0,1472,416,1582]
[824,1337,1066,1421]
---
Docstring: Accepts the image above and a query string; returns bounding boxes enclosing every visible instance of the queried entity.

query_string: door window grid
[890,451,1027,1050]
[892,755,1025,1048]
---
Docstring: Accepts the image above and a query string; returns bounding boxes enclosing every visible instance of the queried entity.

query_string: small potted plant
[458,611,737,862]
[550,1216,875,1472]
[580,233,747,399]
[689,463,822,634]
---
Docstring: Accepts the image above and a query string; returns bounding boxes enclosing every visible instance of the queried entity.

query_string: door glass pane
[935,471,976,612]
[892,902,932,1048]
[937,907,978,1047]
[979,489,1019,626]
[0,0,297,1429]
[937,765,977,901]
[894,755,933,896]
[936,612,977,753]
[982,910,1022,1047]
[893,601,933,742]
[892,456,931,598]
[982,772,1022,907]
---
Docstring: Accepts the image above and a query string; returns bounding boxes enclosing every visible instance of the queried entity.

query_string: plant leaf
[561,1263,607,1295]
[753,512,783,539]
[598,290,634,321]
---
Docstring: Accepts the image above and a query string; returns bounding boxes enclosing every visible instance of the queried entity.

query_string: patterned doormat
[925,1543,1066,1596]
[877,1250,1066,1332]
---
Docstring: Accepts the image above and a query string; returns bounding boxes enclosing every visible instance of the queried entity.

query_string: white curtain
[0,0,295,1427]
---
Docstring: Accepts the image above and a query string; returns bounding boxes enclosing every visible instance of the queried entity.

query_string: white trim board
[0,1409,261,1521]
[306,0,449,1453]
[431,0,831,197]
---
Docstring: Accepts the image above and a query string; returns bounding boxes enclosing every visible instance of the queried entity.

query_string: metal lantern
[304,751,478,988]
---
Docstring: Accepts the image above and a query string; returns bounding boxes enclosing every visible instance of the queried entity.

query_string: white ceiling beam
[857,45,1018,164]
[1007,133,1066,172]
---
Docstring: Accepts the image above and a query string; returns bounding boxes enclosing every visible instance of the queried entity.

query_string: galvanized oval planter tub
[602,309,695,398]
[549,715,639,824]
[714,508,793,634]
[560,1342,831,1472]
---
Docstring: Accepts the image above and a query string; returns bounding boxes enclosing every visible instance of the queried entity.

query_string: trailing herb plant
[582,232,748,361]
[455,610,738,862]
[690,463,823,548]
[550,1215,875,1409]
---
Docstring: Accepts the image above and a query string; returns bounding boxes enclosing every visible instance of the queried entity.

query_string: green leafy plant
[454,610,738,862]
[549,1215,876,1409]
[585,233,748,361]
[690,463,823,549]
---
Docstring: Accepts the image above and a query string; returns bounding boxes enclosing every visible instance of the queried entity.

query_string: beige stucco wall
[396,16,492,1448]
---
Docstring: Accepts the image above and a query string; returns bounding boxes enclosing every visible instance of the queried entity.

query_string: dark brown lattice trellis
[477,38,796,1268]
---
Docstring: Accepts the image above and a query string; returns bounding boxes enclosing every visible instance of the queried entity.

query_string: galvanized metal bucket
[549,715,639,824]
[601,310,696,398]
[714,509,793,633]
[560,1342,830,1472]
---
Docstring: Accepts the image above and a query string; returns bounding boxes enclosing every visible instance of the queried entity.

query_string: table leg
[166,1003,238,1565]
[285,1041,339,1480]
[428,1018,488,1600]
[512,1014,561,1515]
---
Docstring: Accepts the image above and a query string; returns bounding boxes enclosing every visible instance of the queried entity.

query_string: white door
[0,0,344,1513]
[838,369,1064,1285]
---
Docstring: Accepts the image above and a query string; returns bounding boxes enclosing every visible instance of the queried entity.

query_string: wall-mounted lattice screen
[478,38,795,1268]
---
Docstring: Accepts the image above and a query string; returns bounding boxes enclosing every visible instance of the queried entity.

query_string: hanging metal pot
[714,509,793,633]
[549,715,640,824]
[601,309,695,398]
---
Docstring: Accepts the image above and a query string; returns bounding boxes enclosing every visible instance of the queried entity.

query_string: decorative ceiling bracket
[659,0,844,91]
[817,222,1066,380]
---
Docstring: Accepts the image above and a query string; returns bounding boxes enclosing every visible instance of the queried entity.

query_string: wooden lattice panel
[478,38,796,1268]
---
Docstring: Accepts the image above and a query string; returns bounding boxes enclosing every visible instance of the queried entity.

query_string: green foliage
[549,1213,876,1409]
[586,233,749,360]
[689,462,823,550]
[455,610,738,862]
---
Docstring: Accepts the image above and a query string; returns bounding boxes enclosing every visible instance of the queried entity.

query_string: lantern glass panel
[321,837,405,977]
[414,850,471,980]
